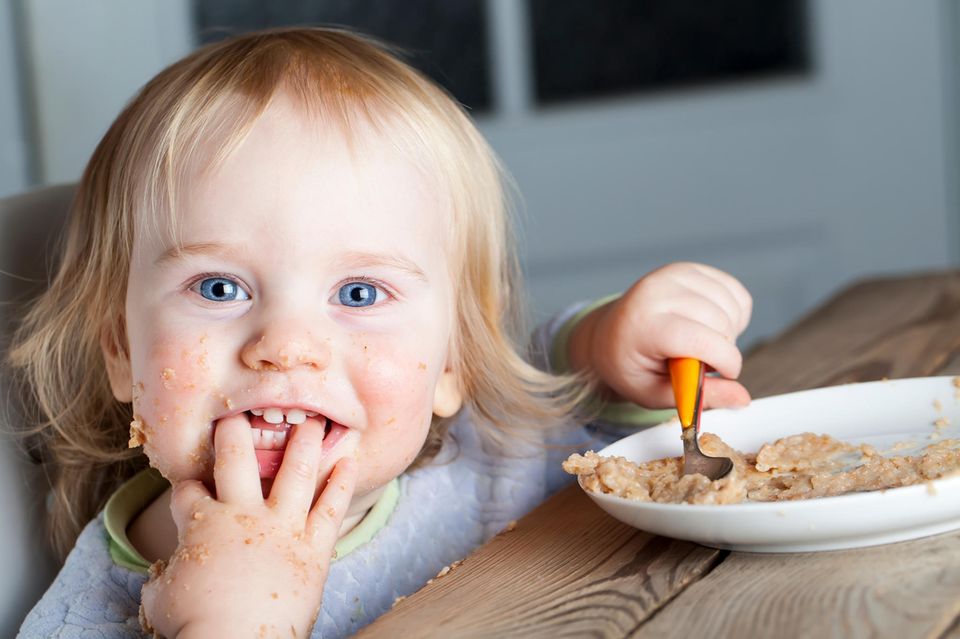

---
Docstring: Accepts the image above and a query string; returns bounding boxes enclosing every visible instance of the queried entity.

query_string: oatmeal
[564,432,960,505]
[128,416,147,448]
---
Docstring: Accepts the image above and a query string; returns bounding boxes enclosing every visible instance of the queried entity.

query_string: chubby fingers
[686,263,752,335]
[659,314,744,381]
[268,417,330,518]
[306,457,359,544]
[667,292,739,340]
[213,413,261,504]
[169,479,212,533]
[672,263,752,338]
[702,377,751,409]
[627,376,751,410]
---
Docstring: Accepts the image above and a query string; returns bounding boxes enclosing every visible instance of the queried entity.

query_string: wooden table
[358,272,960,638]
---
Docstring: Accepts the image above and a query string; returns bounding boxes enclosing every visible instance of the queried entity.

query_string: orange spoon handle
[668,357,704,431]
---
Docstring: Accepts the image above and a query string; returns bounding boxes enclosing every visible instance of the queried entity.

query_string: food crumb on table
[435,559,464,579]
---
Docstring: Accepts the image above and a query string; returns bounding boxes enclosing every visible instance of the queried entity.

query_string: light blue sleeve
[18,513,146,638]
[529,299,675,495]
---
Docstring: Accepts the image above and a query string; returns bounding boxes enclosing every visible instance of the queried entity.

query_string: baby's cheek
[146,339,215,393]
[355,340,435,402]
[135,404,214,484]
[142,338,224,411]
[131,339,221,482]
[353,349,438,485]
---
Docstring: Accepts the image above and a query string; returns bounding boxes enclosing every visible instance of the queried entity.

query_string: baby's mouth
[244,407,348,479]
[248,407,325,449]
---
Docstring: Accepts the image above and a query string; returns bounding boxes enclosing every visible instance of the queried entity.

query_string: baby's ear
[432,367,462,418]
[100,317,133,403]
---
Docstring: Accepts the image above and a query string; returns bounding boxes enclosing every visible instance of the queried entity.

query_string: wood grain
[740,272,960,398]
[356,487,720,638]
[943,615,960,638]
[358,272,960,638]
[637,533,960,639]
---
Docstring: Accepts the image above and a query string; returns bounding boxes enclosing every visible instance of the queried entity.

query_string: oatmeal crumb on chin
[138,602,160,638]
[128,417,148,448]
[147,558,167,581]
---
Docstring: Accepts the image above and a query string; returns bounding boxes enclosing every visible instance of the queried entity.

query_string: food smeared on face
[128,416,148,448]
[112,93,458,504]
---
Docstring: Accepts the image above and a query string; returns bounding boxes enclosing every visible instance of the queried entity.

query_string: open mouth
[244,408,348,479]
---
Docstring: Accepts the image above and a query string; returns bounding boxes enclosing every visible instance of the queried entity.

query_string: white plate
[582,376,960,552]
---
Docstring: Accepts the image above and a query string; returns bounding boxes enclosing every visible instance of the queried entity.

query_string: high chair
[0,184,76,635]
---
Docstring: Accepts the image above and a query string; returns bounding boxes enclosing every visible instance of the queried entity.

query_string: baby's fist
[568,262,752,410]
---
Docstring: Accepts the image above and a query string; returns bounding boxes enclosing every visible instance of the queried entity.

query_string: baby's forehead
[144,93,452,241]
[133,99,458,283]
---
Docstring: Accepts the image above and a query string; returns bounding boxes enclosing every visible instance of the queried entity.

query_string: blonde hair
[7,27,592,561]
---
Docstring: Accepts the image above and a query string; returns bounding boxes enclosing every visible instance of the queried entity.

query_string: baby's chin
[143,450,209,484]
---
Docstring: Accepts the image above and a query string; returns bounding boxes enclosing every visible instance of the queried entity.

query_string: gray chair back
[0,184,75,636]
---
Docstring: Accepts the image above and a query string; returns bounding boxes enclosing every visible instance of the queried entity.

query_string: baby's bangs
[138,28,459,253]
[138,94,260,252]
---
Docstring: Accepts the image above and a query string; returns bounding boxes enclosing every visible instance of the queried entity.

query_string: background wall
[2,0,957,348]
[485,1,958,346]
[0,0,28,196]
[17,0,194,183]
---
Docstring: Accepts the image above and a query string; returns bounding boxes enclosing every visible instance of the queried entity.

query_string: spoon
[668,357,734,480]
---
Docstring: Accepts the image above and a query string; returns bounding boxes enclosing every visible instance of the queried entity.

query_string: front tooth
[251,428,263,447]
[274,430,287,448]
[261,430,275,448]
[263,408,283,424]
[286,409,306,425]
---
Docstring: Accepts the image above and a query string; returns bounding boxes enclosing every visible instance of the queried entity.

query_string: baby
[9,28,751,637]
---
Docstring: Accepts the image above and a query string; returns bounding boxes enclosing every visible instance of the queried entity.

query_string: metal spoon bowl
[681,427,734,480]
[669,357,734,481]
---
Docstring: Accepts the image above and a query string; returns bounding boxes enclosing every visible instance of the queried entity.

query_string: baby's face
[108,94,460,505]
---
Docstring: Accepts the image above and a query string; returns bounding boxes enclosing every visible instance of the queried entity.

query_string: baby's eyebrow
[155,244,429,282]
[154,241,244,266]
[335,251,429,282]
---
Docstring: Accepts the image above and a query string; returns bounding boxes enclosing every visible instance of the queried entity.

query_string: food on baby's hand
[564,432,960,504]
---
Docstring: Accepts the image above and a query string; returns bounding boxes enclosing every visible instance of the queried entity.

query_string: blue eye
[196,277,249,302]
[338,282,379,307]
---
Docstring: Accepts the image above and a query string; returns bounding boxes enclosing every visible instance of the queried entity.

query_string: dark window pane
[530,0,810,105]
[193,0,491,112]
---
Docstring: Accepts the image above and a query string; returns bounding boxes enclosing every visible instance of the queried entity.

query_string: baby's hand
[140,415,358,638]
[569,262,753,410]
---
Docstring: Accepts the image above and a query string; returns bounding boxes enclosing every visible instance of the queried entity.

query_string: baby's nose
[241,329,331,372]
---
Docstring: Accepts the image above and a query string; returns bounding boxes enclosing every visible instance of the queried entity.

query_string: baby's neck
[337,485,385,537]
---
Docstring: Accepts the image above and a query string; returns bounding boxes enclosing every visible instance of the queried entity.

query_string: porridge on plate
[563,431,960,505]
